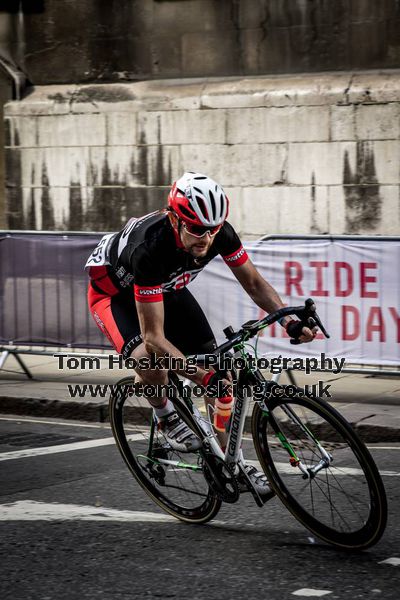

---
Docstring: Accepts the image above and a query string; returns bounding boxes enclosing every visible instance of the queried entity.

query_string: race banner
[191,239,400,366]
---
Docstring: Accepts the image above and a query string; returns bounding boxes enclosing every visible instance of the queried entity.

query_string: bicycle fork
[260,372,333,480]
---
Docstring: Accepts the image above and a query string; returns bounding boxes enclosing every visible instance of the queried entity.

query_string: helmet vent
[219,194,225,219]
[180,204,195,220]
[208,190,216,219]
[196,196,209,220]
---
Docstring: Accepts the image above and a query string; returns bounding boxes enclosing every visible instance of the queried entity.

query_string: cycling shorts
[88,283,217,360]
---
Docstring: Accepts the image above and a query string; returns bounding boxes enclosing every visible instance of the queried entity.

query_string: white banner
[191,239,400,366]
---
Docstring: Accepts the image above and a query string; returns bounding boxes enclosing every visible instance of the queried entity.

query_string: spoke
[309,473,315,517]
[325,466,335,529]
[160,482,208,498]
[326,463,370,484]
[311,477,353,532]
[166,447,206,503]
[318,468,371,518]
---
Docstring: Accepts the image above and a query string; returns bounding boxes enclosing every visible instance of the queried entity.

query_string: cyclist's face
[180,226,215,257]
[168,211,215,257]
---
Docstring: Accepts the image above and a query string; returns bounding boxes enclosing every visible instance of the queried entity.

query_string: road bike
[109,299,387,550]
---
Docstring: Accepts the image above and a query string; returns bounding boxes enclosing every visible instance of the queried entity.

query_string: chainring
[202,454,239,503]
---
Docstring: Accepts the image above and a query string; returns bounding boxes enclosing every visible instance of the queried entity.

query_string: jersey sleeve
[217,222,249,268]
[131,244,164,303]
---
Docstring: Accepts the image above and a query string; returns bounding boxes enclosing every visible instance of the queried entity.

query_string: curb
[1,396,400,443]
[0,397,110,423]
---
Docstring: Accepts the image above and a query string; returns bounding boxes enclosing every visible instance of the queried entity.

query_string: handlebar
[214,298,330,356]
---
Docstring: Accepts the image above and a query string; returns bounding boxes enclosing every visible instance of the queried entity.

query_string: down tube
[225,375,251,465]
[225,369,283,464]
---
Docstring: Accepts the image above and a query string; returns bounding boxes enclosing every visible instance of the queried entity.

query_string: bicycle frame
[185,354,283,464]
[171,359,280,479]
[178,355,333,489]
[144,298,333,498]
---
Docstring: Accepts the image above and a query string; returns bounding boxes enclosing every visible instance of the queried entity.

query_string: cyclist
[86,172,317,495]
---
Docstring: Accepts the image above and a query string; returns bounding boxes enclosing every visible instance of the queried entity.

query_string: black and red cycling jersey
[85,210,248,302]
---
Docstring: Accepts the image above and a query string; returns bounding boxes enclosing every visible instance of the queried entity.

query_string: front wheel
[109,377,221,524]
[252,390,387,550]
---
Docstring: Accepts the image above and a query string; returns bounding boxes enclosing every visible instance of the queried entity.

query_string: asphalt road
[1,415,400,600]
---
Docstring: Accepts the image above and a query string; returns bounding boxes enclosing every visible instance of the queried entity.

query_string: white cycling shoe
[158,411,202,453]
[238,463,272,496]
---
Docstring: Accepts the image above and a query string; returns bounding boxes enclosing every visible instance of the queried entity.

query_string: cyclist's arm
[135,299,208,384]
[229,257,316,343]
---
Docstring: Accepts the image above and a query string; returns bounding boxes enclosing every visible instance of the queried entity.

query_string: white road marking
[367,447,400,451]
[373,470,400,477]
[1,418,400,449]
[0,416,112,429]
[292,590,331,597]
[242,436,400,451]
[0,500,175,523]
[0,434,144,462]
[246,459,400,478]
[0,500,228,527]
[379,557,400,566]
[1,432,399,477]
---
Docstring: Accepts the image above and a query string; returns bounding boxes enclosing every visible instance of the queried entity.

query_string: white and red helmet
[168,172,229,227]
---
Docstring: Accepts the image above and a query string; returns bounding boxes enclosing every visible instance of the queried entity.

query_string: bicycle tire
[252,388,387,550]
[109,376,221,523]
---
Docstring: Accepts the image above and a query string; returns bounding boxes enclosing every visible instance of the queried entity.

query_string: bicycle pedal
[237,466,276,507]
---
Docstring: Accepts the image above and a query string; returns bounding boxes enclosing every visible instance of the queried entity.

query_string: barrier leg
[13,353,33,379]
[0,350,33,379]
[0,351,9,370]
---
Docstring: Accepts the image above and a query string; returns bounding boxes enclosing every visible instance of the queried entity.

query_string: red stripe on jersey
[222,245,248,268]
[88,266,119,296]
[134,284,163,303]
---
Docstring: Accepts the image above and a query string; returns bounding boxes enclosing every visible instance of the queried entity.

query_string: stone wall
[0,73,12,228]
[3,0,400,84]
[4,71,400,238]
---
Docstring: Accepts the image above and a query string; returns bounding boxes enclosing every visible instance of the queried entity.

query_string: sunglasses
[182,221,222,238]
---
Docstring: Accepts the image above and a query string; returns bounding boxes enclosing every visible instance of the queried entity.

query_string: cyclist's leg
[163,287,216,355]
[87,283,142,357]
[88,283,165,405]
[89,283,200,450]
[162,288,230,449]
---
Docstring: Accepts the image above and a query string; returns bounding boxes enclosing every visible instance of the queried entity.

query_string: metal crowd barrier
[0,230,111,377]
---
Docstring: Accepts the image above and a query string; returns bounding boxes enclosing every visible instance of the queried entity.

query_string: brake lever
[305,298,330,339]
[312,312,330,339]
[289,298,330,344]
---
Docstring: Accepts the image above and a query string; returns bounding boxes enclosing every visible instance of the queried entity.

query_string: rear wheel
[252,390,387,549]
[109,377,221,523]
